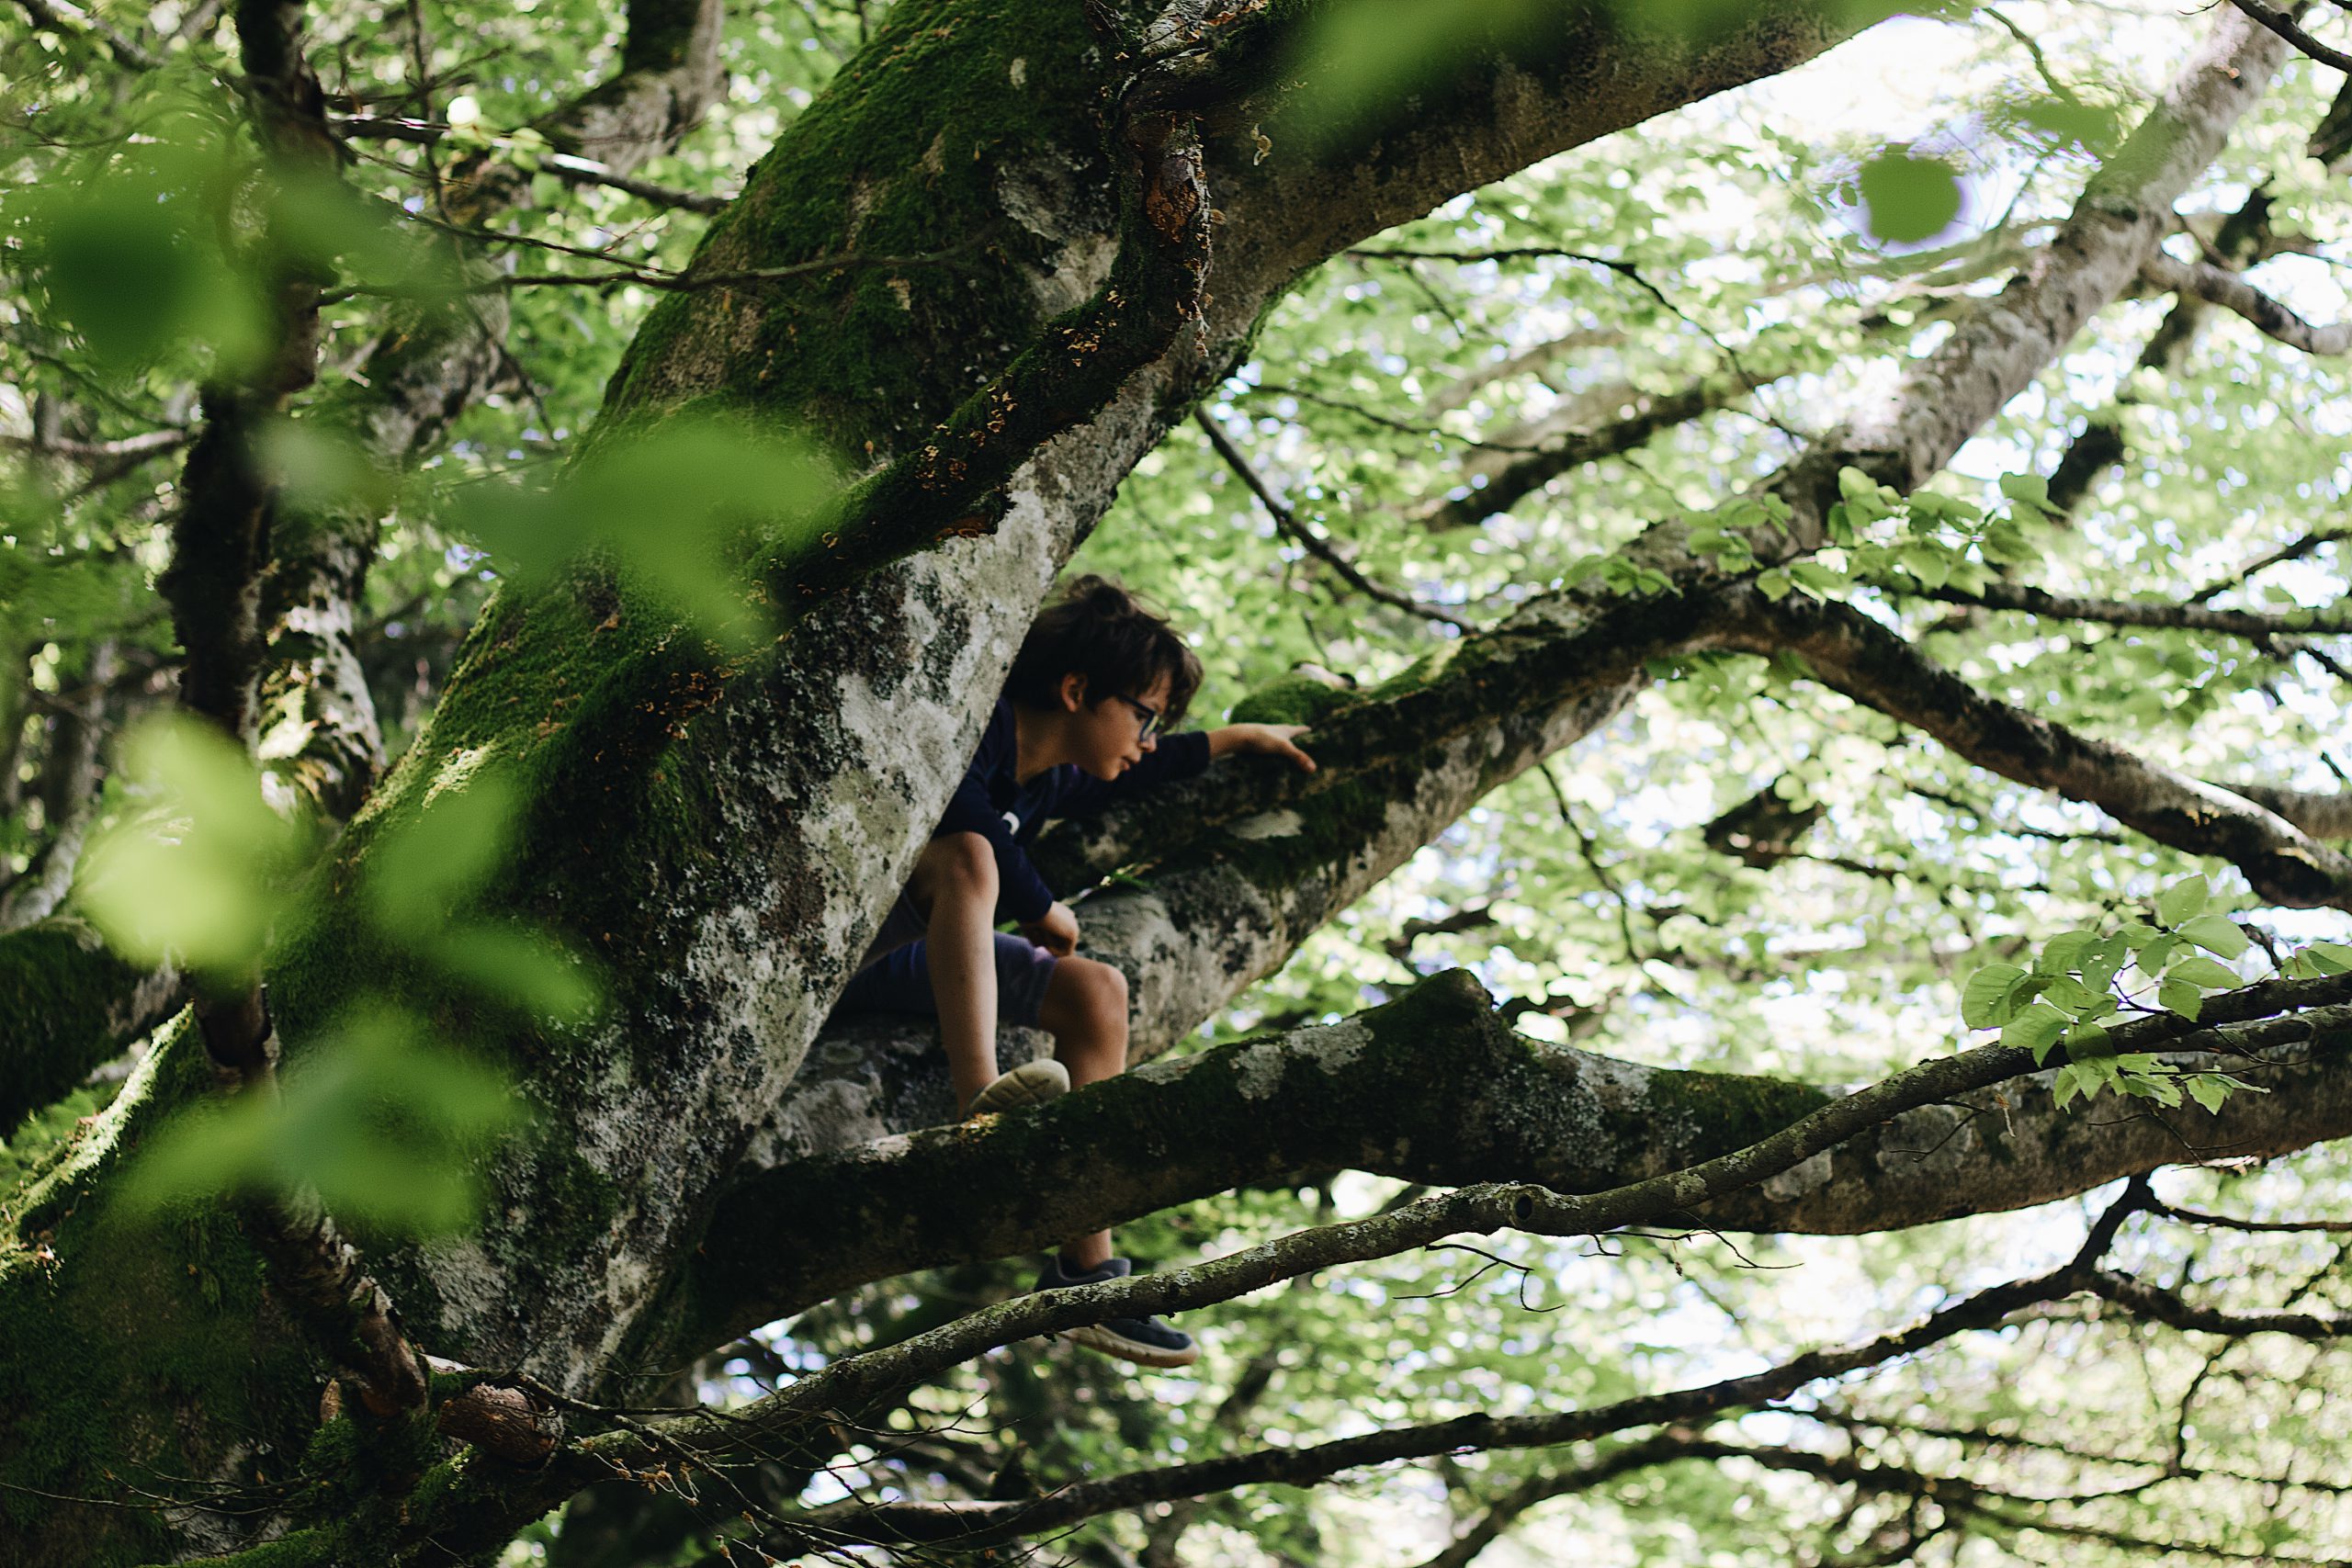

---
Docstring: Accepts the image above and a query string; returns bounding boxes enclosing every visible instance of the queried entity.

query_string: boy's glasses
[1114,694,1164,742]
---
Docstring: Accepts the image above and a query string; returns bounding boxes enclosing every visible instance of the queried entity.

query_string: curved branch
[2088,1268,2352,1337]
[1193,410,1470,627]
[1724,589,2352,908]
[1416,367,1783,534]
[2141,252,2352,355]
[1890,578,2352,638]
[2226,0,2352,73]
[684,970,2352,1353]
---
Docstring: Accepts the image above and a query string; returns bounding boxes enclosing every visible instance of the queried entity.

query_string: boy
[836,574,1314,1368]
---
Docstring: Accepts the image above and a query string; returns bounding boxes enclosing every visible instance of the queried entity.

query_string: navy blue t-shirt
[934,696,1210,922]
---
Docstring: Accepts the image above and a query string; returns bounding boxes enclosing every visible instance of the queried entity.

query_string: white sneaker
[965,1059,1069,1118]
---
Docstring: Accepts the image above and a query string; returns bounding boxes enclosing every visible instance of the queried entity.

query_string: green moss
[1638,1066,1836,1154]
[1227,671,1364,728]
[170,1527,337,1568]
[1210,766,1411,894]
[1,1080,118,1202]
[0,917,158,1133]
[605,0,1125,454]
[0,1018,322,1567]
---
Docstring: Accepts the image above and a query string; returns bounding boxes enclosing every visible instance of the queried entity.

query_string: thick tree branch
[0,919,183,1132]
[2047,183,2279,517]
[1724,589,2352,908]
[687,973,2352,1349]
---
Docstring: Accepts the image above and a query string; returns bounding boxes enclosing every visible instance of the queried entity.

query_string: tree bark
[6,6,2330,1564]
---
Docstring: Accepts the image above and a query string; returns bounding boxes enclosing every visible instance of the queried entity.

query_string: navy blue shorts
[835,892,1060,1029]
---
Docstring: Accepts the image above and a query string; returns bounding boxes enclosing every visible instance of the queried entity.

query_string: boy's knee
[918,831,997,899]
[1053,956,1129,1037]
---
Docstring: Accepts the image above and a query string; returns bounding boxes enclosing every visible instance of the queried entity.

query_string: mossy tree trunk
[12,4,2344,1565]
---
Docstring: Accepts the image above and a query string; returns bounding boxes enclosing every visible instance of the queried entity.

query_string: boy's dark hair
[1006,574,1203,723]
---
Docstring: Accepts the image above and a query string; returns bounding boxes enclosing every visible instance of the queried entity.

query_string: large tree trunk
[13,4,2338,1564]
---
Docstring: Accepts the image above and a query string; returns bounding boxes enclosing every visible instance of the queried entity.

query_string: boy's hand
[1023,900,1080,957]
[1211,723,1317,773]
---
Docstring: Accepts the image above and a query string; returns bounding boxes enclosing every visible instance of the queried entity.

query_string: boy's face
[1065,671,1171,781]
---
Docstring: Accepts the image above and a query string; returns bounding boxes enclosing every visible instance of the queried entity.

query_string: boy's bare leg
[1038,956,1129,1270]
[907,832,1002,1114]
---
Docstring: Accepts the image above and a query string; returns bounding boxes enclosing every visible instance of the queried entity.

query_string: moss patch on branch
[605,0,1128,452]
[0,1018,319,1567]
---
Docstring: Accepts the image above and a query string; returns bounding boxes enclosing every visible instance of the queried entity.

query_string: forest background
[4,0,2352,1565]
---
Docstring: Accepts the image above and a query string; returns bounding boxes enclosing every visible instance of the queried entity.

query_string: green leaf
[2185,1075,2231,1114]
[2305,941,2352,976]
[1838,466,1883,509]
[2132,933,2180,979]
[1788,560,1846,594]
[2064,1021,2111,1055]
[2015,96,2120,153]
[122,1010,526,1235]
[1997,472,2054,517]
[2176,913,2250,959]
[2002,1002,2068,1063]
[1856,148,1963,244]
[2165,953,2242,991]
[2037,931,2097,975]
[2051,1062,2086,1110]
[368,765,523,931]
[1962,963,2028,1029]
[1756,568,1793,602]
[2157,977,2203,1021]
[1983,516,2041,563]
[2155,874,2209,926]
[79,714,313,976]
[426,924,600,1023]
[2040,976,2098,1016]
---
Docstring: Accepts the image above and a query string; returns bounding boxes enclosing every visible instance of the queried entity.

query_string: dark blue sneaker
[1035,1256,1200,1369]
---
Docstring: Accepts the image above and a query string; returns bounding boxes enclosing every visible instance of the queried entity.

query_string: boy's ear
[1057,671,1086,713]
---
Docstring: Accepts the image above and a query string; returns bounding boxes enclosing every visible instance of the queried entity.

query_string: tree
[4,0,2351,1564]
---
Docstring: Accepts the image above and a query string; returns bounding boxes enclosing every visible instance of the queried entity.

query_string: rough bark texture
[257,0,729,822]
[686,976,2352,1348]
[0,918,182,1131]
[254,0,1892,1404]
[5,6,2336,1564]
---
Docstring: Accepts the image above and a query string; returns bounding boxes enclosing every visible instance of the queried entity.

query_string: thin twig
[1193,411,1471,629]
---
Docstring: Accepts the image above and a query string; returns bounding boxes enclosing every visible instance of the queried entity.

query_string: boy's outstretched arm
[1207,723,1317,773]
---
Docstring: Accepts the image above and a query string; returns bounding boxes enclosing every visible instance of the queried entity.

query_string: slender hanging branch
[332,114,737,211]
[1193,410,1472,628]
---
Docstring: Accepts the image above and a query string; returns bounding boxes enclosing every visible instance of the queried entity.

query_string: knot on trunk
[437,1381,565,1466]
